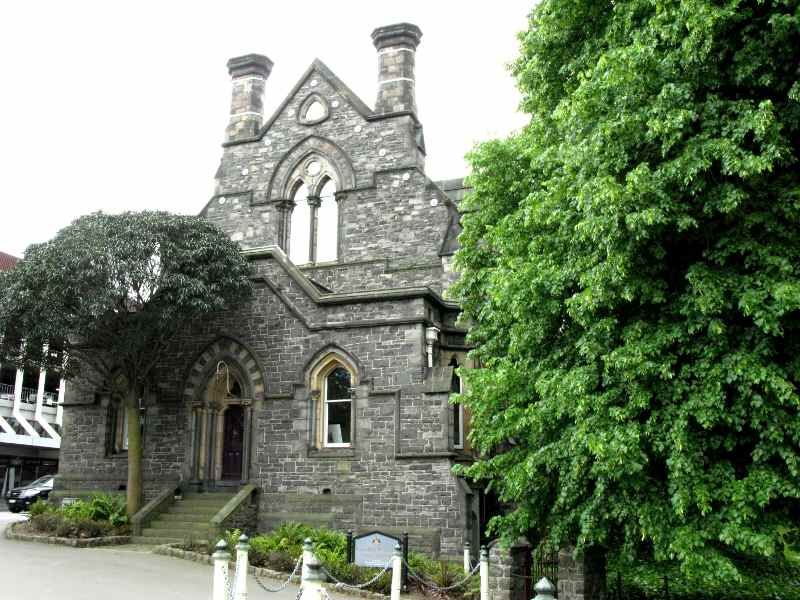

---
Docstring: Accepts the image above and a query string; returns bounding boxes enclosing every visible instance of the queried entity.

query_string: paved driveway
[0,512,303,600]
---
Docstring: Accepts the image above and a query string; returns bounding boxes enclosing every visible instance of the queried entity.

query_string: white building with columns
[0,251,63,496]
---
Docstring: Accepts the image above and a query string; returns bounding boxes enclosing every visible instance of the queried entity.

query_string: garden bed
[19,492,132,542]
[5,521,130,547]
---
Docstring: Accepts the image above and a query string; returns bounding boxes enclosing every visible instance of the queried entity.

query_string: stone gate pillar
[557,546,606,600]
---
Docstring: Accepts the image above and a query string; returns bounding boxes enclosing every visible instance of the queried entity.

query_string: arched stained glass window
[289,183,311,264]
[324,366,351,446]
[450,356,464,449]
[316,178,338,262]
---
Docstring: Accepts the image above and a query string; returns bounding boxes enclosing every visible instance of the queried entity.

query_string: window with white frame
[323,366,352,447]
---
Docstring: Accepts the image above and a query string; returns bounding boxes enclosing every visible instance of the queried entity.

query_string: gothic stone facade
[57,23,476,556]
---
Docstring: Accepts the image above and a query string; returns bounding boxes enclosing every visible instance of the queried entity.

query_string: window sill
[106,452,128,459]
[307,447,356,459]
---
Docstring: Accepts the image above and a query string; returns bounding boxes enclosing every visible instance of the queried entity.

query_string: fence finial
[480,545,489,600]
[212,539,232,600]
[533,576,556,600]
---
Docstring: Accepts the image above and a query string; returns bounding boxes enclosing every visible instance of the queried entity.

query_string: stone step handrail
[131,483,180,536]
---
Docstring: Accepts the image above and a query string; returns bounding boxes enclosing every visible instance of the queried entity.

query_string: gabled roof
[0,251,19,271]
[224,59,375,148]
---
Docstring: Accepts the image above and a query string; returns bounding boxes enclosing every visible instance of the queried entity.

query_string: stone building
[57,23,484,556]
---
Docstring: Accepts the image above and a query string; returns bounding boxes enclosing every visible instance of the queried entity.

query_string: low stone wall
[5,522,130,548]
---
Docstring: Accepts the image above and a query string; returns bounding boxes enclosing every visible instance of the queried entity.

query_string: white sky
[0,1,532,258]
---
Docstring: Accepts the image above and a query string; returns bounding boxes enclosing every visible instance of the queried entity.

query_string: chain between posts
[253,554,304,593]
[319,561,393,590]
[403,559,481,592]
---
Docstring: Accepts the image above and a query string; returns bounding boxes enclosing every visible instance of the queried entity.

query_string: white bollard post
[301,536,313,582]
[463,541,472,573]
[479,546,489,600]
[234,533,250,600]
[533,577,556,600]
[300,538,325,600]
[390,544,403,600]
[212,539,231,600]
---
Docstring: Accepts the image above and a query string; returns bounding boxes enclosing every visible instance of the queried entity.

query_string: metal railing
[0,385,60,405]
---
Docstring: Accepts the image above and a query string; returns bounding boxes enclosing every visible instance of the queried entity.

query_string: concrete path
[0,512,303,600]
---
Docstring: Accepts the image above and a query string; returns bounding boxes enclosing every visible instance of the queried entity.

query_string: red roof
[0,251,20,271]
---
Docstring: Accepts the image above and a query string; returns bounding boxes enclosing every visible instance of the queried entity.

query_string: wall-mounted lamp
[425,326,440,368]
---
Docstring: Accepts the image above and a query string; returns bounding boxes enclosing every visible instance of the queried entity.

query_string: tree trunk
[125,391,143,516]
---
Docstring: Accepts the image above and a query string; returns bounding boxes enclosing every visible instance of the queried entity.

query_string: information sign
[353,531,400,568]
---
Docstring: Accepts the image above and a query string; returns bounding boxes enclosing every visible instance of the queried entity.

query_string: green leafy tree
[453,0,800,582]
[0,212,251,514]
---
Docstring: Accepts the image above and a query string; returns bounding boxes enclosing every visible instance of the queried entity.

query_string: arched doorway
[189,360,253,486]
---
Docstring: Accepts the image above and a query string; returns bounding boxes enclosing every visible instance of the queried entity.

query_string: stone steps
[135,491,236,546]
[143,527,210,538]
[149,520,210,530]
[131,535,190,545]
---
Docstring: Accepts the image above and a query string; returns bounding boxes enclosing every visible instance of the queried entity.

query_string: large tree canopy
[453,0,800,581]
[0,211,252,513]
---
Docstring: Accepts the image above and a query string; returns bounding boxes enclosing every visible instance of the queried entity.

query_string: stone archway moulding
[182,337,265,404]
[267,135,356,201]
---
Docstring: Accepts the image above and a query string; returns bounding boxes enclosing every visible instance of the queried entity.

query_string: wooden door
[221,405,244,480]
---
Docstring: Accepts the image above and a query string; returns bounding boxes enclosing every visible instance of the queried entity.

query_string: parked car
[5,474,54,512]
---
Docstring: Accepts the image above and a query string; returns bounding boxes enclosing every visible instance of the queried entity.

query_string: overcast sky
[0,1,532,258]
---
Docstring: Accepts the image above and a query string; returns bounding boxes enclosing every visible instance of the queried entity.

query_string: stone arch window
[309,352,357,448]
[107,400,128,455]
[450,356,464,449]
[286,156,339,265]
[323,366,352,446]
[289,182,311,264]
[316,177,338,263]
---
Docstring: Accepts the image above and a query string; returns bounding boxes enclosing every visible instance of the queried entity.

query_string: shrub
[609,553,800,600]
[62,499,94,521]
[25,493,128,538]
[30,512,63,533]
[28,498,55,516]
[315,547,392,595]
[86,492,128,527]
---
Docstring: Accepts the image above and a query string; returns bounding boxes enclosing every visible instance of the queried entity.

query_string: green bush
[315,547,392,595]
[610,553,800,600]
[26,493,129,538]
[28,498,55,516]
[30,512,63,533]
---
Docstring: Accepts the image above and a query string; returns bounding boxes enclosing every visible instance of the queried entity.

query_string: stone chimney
[225,53,273,142]
[371,23,422,115]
